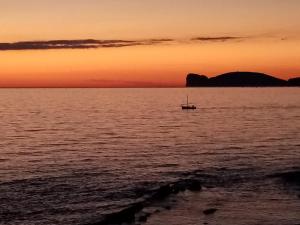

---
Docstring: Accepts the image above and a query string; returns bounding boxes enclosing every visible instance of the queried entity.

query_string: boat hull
[182,106,196,110]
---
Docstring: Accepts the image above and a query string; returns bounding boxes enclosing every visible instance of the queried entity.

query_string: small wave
[157,163,179,168]
[270,169,300,186]
[224,146,244,150]
[84,178,203,225]
[7,135,28,139]
[24,128,47,132]
[41,143,73,147]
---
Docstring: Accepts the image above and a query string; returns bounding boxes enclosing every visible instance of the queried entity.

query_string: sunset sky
[1,0,300,87]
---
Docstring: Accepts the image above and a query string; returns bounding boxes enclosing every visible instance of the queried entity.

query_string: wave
[84,177,204,225]
[2,164,299,225]
[269,168,300,186]
[84,166,300,224]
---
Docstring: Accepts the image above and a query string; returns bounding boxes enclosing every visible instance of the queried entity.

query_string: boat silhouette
[181,95,196,110]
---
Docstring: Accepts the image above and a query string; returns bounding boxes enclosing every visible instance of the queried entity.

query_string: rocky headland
[186,72,300,87]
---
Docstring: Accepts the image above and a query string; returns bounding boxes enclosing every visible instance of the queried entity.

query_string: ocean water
[0,88,299,225]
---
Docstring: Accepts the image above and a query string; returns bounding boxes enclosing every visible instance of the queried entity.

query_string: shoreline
[84,169,300,225]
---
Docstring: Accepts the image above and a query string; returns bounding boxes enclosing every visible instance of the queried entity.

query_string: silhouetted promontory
[288,77,300,86]
[186,72,300,87]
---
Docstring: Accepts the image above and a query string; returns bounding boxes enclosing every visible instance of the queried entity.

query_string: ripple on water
[0,88,299,225]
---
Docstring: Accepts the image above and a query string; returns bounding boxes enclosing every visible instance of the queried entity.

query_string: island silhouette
[186,72,300,87]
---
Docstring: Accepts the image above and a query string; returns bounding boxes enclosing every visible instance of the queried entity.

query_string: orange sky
[1,0,300,87]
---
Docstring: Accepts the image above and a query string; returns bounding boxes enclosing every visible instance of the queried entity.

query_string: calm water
[0,88,299,225]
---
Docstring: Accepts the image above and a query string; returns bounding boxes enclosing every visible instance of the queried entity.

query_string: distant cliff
[186,72,300,87]
[288,77,300,86]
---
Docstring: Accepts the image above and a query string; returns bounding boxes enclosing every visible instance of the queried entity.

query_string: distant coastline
[186,72,300,87]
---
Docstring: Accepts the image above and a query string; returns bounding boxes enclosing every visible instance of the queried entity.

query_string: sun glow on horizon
[1,0,300,87]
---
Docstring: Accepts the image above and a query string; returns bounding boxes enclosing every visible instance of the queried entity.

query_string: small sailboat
[181,95,196,110]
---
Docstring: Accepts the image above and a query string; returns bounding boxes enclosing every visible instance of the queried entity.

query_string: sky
[1,0,300,87]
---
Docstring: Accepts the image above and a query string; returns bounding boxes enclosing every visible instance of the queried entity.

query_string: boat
[181,95,196,110]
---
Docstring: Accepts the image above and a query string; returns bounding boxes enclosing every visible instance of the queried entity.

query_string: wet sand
[144,171,300,225]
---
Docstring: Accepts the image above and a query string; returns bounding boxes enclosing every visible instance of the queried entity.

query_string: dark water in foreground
[0,88,299,225]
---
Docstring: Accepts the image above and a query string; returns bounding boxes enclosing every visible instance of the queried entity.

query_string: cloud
[0,35,262,51]
[0,38,174,51]
[191,36,246,42]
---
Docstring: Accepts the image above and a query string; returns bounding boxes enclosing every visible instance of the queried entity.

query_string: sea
[0,88,299,225]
